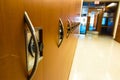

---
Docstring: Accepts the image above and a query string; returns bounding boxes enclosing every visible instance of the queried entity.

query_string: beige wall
[0,0,82,80]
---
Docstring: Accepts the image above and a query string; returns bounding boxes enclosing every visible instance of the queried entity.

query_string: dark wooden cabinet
[115,14,120,42]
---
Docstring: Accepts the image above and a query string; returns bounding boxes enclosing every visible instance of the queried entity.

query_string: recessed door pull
[58,18,64,47]
[24,11,43,80]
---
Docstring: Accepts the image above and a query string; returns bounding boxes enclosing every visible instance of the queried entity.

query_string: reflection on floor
[69,34,120,80]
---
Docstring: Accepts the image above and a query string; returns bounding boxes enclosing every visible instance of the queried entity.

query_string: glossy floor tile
[69,34,120,80]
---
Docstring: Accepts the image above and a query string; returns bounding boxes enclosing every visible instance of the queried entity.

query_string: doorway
[80,2,118,36]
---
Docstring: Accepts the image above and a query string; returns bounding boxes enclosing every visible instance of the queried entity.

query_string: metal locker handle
[24,11,39,80]
[58,18,64,47]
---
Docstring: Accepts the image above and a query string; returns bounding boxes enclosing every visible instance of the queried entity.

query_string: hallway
[69,34,120,80]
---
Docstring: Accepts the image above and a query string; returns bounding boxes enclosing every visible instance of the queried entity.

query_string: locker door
[0,0,26,80]
[115,14,120,43]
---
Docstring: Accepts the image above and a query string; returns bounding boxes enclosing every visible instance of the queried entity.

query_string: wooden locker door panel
[115,14,120,43]
[0,0,26,80]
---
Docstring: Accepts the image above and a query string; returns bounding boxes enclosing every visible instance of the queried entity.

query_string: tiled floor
[69,34,120,80]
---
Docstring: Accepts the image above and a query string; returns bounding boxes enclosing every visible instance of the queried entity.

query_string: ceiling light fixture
[107,3,117,8]
[94,0,100,5]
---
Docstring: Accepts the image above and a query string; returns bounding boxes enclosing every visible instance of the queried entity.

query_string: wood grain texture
[0,0,82,80]
[0,0,26,80]
[115,14,120,42]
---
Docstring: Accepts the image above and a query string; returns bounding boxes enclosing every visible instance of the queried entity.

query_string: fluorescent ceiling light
[107,3,117,7]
